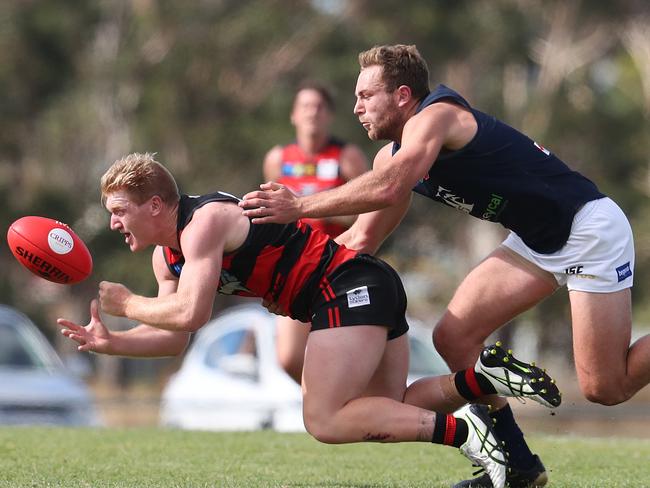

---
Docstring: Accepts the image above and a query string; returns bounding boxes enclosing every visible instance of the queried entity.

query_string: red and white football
[6,216,93,284]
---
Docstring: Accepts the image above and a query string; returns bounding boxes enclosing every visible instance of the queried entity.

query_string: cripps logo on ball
[13,246,72,283]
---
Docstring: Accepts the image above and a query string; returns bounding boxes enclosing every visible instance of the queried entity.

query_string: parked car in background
[160,304,448,432]
[0,305,99,426]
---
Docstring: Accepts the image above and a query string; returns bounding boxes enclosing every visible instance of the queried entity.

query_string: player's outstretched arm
[58,299,112,354]
[336,192,412,255]
[59,298,190,358]
[98,204,245,335]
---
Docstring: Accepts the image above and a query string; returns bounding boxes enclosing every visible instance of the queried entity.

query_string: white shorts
[502,197,634,293]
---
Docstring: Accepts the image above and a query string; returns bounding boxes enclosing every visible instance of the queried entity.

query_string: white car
[160,304,448,432]
[0,305,99,426]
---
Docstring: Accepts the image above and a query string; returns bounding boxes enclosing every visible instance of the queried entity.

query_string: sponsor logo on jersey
[482,193,507,221]
[219,269,252,295]
[616,262,632,282]
[435,186,474,213]
[316,159,340,179]
[534,141,551,155]
[347,286,371,308]
[282,162,316,177]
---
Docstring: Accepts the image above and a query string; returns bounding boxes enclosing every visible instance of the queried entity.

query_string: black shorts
[310,254,409,340]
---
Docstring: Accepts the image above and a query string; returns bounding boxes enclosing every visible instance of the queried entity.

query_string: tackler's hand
[240,182,301,224]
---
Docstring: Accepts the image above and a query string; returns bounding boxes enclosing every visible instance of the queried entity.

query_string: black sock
[454,369,497,401]
[491,404,536,470]
[431,413,469,448]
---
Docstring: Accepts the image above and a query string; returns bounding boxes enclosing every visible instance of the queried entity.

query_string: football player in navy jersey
[57,153,567,488]
[241,44,648,488]
[262,81,368,383]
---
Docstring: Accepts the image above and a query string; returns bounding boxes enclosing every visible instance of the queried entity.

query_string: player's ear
[150,195,163,216]
[396,85,412,107]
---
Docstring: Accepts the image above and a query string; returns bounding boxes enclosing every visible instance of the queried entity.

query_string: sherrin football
[7,216,93,284]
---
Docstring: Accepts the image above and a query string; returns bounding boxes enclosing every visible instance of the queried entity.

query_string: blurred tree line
[1,0,649,384]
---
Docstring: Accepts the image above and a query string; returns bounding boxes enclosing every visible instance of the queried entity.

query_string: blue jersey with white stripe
[393,84,604,253]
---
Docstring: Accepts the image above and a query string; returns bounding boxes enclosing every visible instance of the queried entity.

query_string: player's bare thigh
[362,333,409,401]
[434,245,558,369]
[569,288,633,403]
[302,326,392,413]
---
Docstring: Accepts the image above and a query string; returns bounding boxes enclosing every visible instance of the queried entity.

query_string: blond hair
[100,152,179,205]
[358,44,430,101]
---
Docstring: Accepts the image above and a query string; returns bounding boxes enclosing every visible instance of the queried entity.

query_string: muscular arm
[336,191,412,255]
[241,102,462,223]
[107,253,190,357]
[117,204,246,332]
[58,251,190,358]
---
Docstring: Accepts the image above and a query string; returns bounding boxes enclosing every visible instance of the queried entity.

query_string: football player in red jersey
[262,81,368,383]
[58,153,564,488]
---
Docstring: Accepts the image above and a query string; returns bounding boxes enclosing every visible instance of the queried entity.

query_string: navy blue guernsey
[395,84,604,253]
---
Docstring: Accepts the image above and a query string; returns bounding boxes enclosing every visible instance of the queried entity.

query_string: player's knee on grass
[303,409,342,444]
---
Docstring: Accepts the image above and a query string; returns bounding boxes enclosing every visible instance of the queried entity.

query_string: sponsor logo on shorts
[565,265,596,280]
[576,274,596,280]
[616,262,632,282]
[346,286,370,308]
[565,265,583,275]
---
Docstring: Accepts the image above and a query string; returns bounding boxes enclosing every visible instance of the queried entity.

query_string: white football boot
[454,404,507,488]
[475,342,562,408]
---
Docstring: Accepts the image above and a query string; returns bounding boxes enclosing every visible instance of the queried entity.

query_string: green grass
[0,428,647,487]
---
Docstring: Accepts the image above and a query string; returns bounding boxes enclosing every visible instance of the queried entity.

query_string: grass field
[0,427,647,487]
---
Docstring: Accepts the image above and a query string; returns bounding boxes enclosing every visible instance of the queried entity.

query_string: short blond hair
[358,44,430,101]
[100,152,179,205]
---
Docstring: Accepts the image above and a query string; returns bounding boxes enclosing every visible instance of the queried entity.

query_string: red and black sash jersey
[162,192,358,322]
[277,137,348,237]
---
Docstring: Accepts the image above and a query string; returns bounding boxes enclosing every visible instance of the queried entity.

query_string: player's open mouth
[124,232,132,244]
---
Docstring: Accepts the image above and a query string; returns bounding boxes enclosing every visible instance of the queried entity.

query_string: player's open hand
[58,299,112,353]
[99,281,132,317]
[239,182,301,224]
